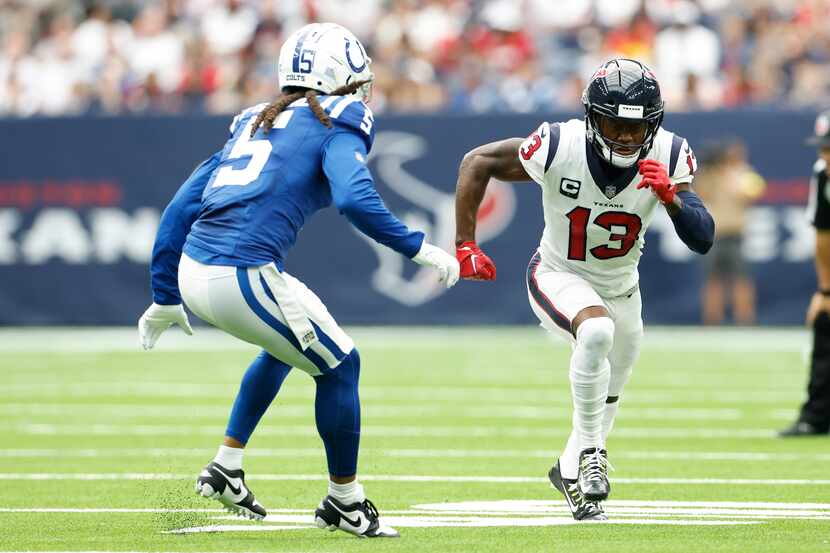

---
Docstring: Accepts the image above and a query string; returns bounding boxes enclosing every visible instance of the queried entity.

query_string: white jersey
[518,119,696,298]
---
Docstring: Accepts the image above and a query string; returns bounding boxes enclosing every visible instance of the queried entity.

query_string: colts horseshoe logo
[344,38,367,73]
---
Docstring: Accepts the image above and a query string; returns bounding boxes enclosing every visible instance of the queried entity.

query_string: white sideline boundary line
[1,473,828,485]
[3,448,830,462]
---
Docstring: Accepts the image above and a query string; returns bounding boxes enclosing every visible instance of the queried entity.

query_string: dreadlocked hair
[250,79,371,138]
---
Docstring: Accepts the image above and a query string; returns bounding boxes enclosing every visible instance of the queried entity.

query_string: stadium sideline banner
[0,111,817,325]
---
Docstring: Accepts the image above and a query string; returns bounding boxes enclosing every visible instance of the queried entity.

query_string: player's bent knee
[576,316,615,353]
[336,348,361,382]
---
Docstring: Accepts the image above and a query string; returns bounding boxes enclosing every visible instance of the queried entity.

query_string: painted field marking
[5,501,830,517]
[413,499,830,519]
[7,423,780,439]
[168,518,758,533]
[0,380,801,396]
[4,501,825,533]
[0,326,809,353]
[2,448,829,463]
[0,385,802,405]
[1,473,828,485]
[0,403,749,421]
[0,508,224,513]
[167,498,830,532]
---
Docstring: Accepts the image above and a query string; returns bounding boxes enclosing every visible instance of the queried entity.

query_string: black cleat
[577,448,611,501]
[195,461,266,520]
[548,460,607,521]
[778,421,829,437]
[314,495,399,538]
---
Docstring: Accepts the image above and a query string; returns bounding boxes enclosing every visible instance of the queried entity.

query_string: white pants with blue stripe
[178,254,354,376]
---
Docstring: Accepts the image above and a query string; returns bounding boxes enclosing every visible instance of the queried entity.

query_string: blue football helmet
[582,59,664,168]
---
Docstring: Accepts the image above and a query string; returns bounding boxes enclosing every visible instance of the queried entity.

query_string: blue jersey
[150,96,424,305]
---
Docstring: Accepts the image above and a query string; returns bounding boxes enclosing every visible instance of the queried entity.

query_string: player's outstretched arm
[455,138,530,280]
[150,152,220,305]
[139,151,220,350]
[323,132,459,288]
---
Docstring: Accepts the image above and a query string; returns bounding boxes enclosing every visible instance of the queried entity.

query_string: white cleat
[314,495,399,538]
[194,461,266,520]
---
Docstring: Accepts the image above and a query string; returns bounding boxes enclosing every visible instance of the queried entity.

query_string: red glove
[637,159,676,205]
[456,241,496,281]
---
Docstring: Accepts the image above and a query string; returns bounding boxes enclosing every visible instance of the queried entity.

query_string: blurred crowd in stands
[1,0,829,116]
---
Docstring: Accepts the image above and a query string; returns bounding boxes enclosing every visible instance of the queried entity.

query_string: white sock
[328,479,366,505]
[569,317,613,453]
[601,400,620,446]
[213,445,244,470]
[559,429,581,480]
[561,400,620,478]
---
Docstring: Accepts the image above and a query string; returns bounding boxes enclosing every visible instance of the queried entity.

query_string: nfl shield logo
[605,185,616,198]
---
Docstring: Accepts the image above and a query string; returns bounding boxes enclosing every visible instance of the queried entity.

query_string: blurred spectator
[123,3,184,111]
[2,0,830,116]
[200,0,258,57]
[653,1,721,108]
[696,139,766,325]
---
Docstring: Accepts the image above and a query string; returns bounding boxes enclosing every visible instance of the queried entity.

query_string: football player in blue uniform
[137,23,459,538]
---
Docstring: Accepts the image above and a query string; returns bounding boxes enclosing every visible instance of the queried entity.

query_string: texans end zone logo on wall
[361,131,517,306]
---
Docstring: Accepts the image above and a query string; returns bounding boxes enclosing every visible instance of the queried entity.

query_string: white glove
[412,242,460,288]
[138,303,193,350]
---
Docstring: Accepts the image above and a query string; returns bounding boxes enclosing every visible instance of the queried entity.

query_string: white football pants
[526,251,643,477]
[178,254,354,376]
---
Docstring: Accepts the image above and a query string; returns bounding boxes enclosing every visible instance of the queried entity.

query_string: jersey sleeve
[668,135,697,185]
[150,151,220,305]
[517,122,560,185]
[808,159,830,229]
[327,97,375,153]
[322,131,424,258]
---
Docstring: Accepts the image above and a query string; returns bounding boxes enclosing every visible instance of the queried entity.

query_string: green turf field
[1,327,829,552]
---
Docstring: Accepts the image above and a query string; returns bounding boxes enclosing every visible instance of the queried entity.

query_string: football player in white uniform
[454,59,714,520]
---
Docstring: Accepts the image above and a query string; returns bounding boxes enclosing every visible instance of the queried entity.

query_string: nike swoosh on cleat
[213,467,244,497]
[329,502,366,529]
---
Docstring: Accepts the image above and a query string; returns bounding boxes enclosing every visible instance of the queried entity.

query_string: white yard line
[0,326,811,353]
[1,473,828,485]
[6,423,780,439]
[0,385,803,404]
[0,508,225,513]
[167,519,761,532]
[0,388,804,404]
[0,404,747,421]
[2,448,829,462]
[4,500,830,514]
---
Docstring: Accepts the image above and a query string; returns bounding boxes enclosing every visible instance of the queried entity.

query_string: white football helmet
[277,23,373,101]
